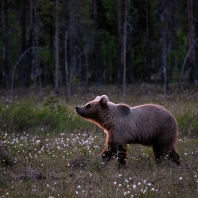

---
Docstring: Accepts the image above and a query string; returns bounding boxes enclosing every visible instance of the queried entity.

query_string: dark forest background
[1,0,198,99]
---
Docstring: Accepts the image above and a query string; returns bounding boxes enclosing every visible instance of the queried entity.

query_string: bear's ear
[99,95,109,106]
[95,96,101,100]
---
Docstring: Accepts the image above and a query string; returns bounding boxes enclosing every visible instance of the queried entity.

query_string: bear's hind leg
[153,144,180,165]
[152,144,168,164]
[115,144,127,167]
[169,148,180,165]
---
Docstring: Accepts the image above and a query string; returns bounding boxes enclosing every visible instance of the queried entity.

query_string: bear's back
[130,104,175,122]
[110,104,177,145]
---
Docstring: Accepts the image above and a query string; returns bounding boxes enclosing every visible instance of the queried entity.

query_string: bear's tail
[169,148,180,165]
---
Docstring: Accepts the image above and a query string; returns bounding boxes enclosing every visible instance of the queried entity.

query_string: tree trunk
[194,0,198,84]
[20,0,27,87]
[68,0,76,97]
[2,0,9,89]
[32,0,42,97]
[65,30,69,102]
[188,0,195,83]
[161,0,170,99]
[28,0,33,88]
[85,42,89,95]
[117,0,122,84]
[122,0,128,98]
[55,0,59,96]
[93,0,101,85]
[145,0,151,81]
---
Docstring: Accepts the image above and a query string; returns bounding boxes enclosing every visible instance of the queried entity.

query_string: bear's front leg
[99,144,114,161]
[115,144,127,167]
[99,143,127,167]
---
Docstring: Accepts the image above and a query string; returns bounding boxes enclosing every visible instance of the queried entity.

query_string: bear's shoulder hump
[117,104,130,115]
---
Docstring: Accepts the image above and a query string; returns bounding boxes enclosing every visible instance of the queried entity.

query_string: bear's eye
[86,104,91,108]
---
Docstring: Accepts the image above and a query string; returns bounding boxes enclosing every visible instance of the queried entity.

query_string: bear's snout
[75,106,86,118]
[75,106,79,113]
[75,106,83,115]
[75,106,87,118]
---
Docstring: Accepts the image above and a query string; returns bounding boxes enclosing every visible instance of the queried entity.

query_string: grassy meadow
[0,84,198,198]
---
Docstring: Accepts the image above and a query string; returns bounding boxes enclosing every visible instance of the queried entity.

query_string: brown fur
[75,95,180,166]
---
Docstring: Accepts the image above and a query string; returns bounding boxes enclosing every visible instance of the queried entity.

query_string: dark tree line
[1,0,198,99]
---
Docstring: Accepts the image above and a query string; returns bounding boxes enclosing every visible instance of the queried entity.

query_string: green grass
[0,85,198,197]
[0,97,88,134]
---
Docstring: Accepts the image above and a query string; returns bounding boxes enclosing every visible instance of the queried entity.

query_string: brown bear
[75,95,180,166]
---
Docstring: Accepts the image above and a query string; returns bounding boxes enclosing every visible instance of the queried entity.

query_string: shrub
[176,109,198,138]
[0,99,89,134]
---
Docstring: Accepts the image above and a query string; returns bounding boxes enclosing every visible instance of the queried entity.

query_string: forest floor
[0,84,198,197]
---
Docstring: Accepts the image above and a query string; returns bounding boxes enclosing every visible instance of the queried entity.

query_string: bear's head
[75,95,109,122]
